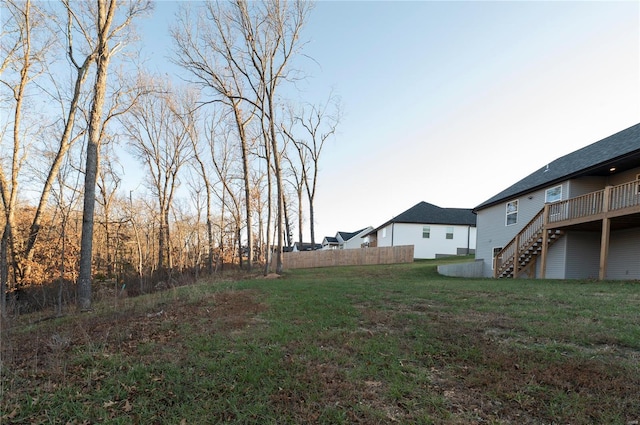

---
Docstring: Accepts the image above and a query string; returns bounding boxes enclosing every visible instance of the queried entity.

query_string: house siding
[607,228,640,280]
[377,223,476,259]
[609,167,640,186]
[476,174,640,279]
[475,124,640,281]
[564,232,600,279]
[536,236,567,279]
[567,177,606,198]
[341,228,373,249]
[476,186,553,277]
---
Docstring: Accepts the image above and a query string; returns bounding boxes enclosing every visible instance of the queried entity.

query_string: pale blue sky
[138,1,640,241]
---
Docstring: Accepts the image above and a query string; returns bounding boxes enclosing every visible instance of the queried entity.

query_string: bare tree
[171,3,257,271]
[282,96,340,247]
[235,0,311,273]
[172,0,312,274]
[21,3,97,279]
[95,149,121,278]
[281,118,307,246]
[121,79,192,275]
[72,0,152,311]
[209,124,246,271]
[49,150,83,315]
[0,0,52,315]
[188,110,223,275]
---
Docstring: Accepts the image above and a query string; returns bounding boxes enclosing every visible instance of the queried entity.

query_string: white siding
[341,227,374,250]
[376,223,476,259]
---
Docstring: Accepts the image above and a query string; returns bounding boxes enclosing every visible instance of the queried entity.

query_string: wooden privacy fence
[278,245,414,270]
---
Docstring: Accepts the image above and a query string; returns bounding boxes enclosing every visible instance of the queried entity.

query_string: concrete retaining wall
[437,259,484,278]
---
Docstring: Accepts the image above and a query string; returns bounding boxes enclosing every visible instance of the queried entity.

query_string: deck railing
[609,180,640,211]
[495,179,640,278]
[547,180,640,225]
[547,189,604,224]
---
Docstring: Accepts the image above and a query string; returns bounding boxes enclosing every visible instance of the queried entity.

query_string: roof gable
[372,201,476,233]
[336,227,370,242]
[475,123,640,211]
[323,236,338,244]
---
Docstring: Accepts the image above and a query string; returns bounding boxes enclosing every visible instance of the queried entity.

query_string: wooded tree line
[0,0,339,316]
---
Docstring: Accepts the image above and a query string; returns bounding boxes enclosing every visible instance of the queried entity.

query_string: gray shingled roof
[474,123,640,211]
[371,202,476,234]
[337,227,368,241]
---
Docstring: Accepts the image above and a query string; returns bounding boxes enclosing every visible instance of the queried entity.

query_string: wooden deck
[546,180,640,229]
[494,179,640,279]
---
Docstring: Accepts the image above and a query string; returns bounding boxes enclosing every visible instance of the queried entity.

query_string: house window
[545,185,562,203]
[506,200,518,226]
[382,228,387,238]
[446,227,454,239]
[422,226,430,239]
[492,247,503,270]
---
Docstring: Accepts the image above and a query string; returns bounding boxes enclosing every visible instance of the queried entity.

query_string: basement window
[506,200,518,226]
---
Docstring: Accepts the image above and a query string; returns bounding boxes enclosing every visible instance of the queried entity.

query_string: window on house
[506,200,518,225]
[382,228,387,238]
[422,225,430,239]
[545,185,562,203]
[492,247,503,270]
[446,227,454,239]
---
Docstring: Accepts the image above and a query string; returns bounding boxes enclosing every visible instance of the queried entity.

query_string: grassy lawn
[2,259,639,424]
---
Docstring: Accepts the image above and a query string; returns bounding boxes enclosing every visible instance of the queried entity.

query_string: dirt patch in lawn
[1,290,267,377]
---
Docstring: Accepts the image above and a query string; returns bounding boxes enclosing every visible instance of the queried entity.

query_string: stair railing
[494,208,545,277]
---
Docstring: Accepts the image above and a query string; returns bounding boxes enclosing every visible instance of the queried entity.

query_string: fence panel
[279,245,414,270]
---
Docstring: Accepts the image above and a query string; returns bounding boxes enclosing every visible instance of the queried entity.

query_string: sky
[138,0,640,242]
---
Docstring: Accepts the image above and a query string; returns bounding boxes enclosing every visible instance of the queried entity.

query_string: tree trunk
[236,108,253,271]
[77,0,114,312]
[269,103,284,274]
[297,188,303,245]
[0,226,9,318]
[309,202,316,247]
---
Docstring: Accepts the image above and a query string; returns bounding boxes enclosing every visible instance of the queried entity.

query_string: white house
[474,123,640,280]
[322,227,373,250]
[364,202,477,259]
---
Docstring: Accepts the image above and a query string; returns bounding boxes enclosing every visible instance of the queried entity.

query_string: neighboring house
[321,236,339,250]
[474,123,640,280]
[291,242,322,252]
[364,202,477,259]
[322,227,374,250]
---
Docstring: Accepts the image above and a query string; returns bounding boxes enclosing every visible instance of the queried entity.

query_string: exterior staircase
[494,209,565,278]
[494,179,640,279]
